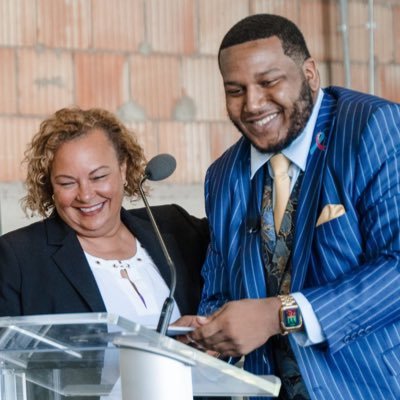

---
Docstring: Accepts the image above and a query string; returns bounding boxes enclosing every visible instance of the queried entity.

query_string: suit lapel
[240,150,268,299]
[291,93,337,291]
[46,216,106,311]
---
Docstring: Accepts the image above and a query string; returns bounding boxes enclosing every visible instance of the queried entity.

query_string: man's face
[219,36,320,153]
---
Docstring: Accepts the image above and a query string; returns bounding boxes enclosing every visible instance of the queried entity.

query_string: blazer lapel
[121,209,194,315]
[121,209,171,286]
[46,209,190,316]
[46,216,106,312]
[291,93,337,291]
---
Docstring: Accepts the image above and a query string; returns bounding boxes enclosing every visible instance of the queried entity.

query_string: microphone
[144,153,176,181]
[138,154,177,335]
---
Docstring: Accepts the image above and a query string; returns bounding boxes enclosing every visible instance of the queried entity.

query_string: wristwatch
[278,294,303,335]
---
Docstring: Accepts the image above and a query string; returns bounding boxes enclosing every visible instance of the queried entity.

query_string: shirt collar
[250,88,324,179]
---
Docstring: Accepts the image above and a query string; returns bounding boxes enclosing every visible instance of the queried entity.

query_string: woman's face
[50,128,127,238]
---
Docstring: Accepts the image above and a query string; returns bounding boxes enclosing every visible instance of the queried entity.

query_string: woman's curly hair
[22,107,146,217]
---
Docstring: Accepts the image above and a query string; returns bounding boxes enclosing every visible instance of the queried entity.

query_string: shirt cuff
[291,292,326,346]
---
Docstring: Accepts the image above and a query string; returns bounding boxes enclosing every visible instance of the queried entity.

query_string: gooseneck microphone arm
[137,154,177,336]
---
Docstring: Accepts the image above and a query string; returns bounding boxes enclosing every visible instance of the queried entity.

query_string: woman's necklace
[93,254,143,269]
[93,257,147,308]
[120,268,147,308]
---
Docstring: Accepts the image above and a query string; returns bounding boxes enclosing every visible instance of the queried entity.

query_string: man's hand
[188,298,282,357]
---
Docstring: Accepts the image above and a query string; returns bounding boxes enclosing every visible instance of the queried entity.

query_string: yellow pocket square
[316,204,346,227]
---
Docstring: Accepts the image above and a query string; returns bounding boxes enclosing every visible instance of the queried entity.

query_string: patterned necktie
[270,153,291,233]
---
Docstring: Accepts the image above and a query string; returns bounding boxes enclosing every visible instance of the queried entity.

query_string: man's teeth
[80,203,103,213]
[254,113,278,127]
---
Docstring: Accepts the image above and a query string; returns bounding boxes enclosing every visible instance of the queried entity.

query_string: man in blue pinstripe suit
[182,14,400,400]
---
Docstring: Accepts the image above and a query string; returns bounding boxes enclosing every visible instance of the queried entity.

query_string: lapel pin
[309,131,326,155]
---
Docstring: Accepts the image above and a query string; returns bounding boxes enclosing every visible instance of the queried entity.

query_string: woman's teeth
[80,203,103,213]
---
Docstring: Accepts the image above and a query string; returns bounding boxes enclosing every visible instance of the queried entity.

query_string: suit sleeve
[0,235,23,316]
[304,103,400,353]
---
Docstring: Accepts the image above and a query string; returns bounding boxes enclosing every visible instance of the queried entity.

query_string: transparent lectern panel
[0,313,135,400]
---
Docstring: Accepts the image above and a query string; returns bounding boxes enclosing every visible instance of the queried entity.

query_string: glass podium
[0,313,280,399]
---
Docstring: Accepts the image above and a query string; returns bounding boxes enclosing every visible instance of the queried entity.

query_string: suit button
[358,328,365,336]
[344,335,351,343]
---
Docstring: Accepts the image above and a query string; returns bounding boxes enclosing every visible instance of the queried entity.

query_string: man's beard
[230,78,314,154]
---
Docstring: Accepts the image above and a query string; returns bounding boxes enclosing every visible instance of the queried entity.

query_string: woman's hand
[171,315,215,354]
[171,315,203,329]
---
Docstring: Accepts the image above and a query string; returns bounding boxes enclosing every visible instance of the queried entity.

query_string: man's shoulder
[324,86,400,137]
[325,86,398,110]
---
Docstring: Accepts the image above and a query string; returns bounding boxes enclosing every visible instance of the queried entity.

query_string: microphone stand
[139,176,176,335]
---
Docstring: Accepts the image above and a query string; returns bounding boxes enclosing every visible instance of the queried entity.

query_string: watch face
[283,307,302,329]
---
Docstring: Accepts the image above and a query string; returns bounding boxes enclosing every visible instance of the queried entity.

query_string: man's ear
[303,57,320,93]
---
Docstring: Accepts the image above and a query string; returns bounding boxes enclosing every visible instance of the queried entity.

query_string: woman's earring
[52,194,55,201]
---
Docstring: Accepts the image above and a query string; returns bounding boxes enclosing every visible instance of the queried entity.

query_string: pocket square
[316,204,346,227]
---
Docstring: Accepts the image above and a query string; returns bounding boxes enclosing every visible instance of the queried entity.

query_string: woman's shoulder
[1,219,45,239]
[125,204,196,223]
[0,216,59,246]
[124,204,207,233]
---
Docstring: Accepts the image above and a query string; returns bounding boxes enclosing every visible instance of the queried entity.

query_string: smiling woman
[50,128,130,245]
[0,107,209,329]
[23,108,145,218]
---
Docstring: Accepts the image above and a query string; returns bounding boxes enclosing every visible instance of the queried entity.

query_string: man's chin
[244,134,292,154]
[240,127,303,154]
[230,120,293,153]
[250,140,287,154]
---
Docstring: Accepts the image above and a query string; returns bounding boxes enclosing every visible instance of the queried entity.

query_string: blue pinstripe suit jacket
[199,86,400,399]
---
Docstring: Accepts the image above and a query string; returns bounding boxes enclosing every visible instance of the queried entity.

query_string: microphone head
[144,154,176,181]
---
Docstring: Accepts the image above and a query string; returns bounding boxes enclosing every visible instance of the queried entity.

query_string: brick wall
[0,0,399,182]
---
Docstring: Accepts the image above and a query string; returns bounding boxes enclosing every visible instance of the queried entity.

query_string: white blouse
[84,240,181,328]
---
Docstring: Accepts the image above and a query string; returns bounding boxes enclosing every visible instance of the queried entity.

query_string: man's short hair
[218,14,311,65]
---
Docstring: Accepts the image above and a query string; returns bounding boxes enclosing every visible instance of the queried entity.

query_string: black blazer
[0,204,209,318]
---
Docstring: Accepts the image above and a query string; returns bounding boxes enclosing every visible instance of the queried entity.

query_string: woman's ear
[120,160,127,182]
[303,57,320,93]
